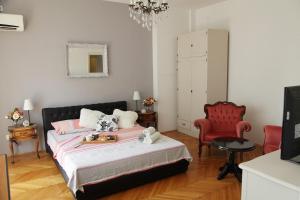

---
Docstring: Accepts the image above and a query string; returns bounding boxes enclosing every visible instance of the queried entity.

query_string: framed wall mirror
[67,43,108,78]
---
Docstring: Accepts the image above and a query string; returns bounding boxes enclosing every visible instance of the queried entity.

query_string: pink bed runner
[47,126,192,193]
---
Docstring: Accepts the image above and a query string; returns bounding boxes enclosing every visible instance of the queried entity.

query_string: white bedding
[47,128,192,193]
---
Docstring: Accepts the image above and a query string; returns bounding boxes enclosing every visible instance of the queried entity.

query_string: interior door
[190,57,208,136]
[177,59,192,125]
[178,34,191,59]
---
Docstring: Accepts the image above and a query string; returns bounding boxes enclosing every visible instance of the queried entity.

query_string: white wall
[193,1,230,31]
[0,0,152,154]
[153,6,190,132]
[195,0,300,144]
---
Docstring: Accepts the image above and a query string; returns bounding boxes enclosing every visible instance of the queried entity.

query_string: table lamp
[133,91,141,111]
[23,99,34,124]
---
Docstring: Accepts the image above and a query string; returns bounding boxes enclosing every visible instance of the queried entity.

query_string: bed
[42,101,191,200]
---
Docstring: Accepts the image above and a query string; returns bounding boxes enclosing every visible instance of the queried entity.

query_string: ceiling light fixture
[129,0,169,31]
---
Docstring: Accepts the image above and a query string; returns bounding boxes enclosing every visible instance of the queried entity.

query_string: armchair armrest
[236,121,252,138]
[194,119,212,141]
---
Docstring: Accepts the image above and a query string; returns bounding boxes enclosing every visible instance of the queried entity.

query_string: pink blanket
[47,126,192,193]
[53,125,144,165]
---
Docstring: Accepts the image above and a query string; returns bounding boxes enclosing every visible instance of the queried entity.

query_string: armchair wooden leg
[208,144,211,156]
[240,133,244,161]
[198,143,202,157]
[240,152,243,162]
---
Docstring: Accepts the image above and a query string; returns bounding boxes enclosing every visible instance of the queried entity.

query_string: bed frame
[42,101,189,200]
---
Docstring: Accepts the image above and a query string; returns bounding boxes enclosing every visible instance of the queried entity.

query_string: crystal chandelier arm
[128,0,169,30]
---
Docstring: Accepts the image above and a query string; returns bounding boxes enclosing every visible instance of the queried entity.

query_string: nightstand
[137,112,157,128]
[8,124,40,163]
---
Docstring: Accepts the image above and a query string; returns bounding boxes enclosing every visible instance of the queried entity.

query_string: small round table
[212,137,256,182]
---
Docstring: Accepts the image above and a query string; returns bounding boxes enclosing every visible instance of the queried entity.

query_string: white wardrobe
[177,29,229,137]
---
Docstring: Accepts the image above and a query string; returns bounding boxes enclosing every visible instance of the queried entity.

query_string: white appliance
[0,13,24,31]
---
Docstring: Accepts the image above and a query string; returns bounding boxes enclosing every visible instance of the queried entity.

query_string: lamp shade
[23,99,34,111]
[133,91,141,101]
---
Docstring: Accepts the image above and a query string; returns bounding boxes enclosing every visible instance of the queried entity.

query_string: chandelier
[129,0,169,31]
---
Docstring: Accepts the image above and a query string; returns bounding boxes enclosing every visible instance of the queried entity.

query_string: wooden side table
[8,124,40,163]
[137,112,157,128]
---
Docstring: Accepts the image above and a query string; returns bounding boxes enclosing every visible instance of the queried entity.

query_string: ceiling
[105,0,227,9]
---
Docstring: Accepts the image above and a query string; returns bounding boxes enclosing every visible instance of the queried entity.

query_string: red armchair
[263,125,282,154]
[194,101,252,156]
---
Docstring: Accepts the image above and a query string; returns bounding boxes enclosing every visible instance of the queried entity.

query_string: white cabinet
[178,34,191,58]
[190,57,207,131]
[178,31,208,58]
[177,29,228,137]
[240,151,300,200]
[177,59,191,125]
[190,31,207,57]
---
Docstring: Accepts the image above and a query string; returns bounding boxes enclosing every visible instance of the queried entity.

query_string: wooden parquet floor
[8,131,262,200]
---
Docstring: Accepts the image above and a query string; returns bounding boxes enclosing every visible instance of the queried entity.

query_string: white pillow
[79,108,104,129]
[113,109,138,129]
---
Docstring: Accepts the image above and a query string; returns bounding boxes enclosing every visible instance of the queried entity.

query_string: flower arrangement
[143,97,157,112]
[143,96,157,107]
[5,108,24,125]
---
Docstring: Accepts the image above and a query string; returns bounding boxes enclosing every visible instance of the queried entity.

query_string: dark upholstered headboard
[42,101,127,153]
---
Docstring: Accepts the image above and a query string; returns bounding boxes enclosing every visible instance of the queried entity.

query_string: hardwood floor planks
[8,131,262,200]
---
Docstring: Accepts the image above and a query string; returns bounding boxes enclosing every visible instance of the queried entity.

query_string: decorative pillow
[79,108,104,129]
[51,119,81,134]
[96,114,119,132]
[113,109,138,129]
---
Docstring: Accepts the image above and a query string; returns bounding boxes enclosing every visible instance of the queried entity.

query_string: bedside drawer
[13,130,35,138]
[140,114,156,121]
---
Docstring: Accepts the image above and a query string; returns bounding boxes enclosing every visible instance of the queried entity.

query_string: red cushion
[264,126,282,145]
[203,131,237,142]
[263,125,282,154]
[206,103,245,132]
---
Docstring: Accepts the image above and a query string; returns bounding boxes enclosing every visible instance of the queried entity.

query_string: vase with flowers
[5,108,24,126]
[143,97,157,113]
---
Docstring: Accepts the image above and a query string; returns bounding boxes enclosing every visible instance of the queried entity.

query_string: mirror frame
[66,43,108,78]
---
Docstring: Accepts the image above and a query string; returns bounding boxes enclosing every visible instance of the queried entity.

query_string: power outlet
[0,5,3,13]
